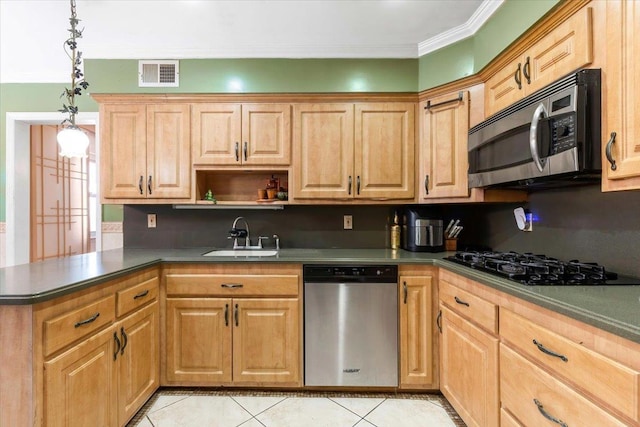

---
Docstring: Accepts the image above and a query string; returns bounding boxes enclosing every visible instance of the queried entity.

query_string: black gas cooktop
[445,251,640,286]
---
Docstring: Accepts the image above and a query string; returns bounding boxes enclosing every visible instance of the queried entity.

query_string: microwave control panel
[551,114,576,154]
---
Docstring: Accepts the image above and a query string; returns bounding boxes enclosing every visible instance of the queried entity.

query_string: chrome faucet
[228,217,271,249]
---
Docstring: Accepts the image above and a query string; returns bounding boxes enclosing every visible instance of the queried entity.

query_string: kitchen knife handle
[224,304,229,327]
[514,62,522,90]
[348,176,352,195]
[235,142,239,162]
[138,175,144,195]
[234,304,239,327]
[147,175,152,195]
[605,132,617,171]
[403,281,408,304]
[533,339,568,362]
[243,141,248,161]
[454,296,469,307]
[534,399,568,427]
[113,332,121,361]
[523,56,531,84]
[424,175,429,195]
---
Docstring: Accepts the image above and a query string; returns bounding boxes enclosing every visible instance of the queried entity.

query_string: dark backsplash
[124,184,640,276]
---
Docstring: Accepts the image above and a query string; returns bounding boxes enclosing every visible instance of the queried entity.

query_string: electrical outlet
[343,215,353,230]
[147,214,157,228]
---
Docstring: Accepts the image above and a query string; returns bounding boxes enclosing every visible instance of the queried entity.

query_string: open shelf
[194,170,289,205]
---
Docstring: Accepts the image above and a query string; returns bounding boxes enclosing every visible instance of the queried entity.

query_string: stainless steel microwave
[468,69,601,189]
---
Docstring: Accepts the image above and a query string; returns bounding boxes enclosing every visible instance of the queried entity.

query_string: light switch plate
[147,214,157,228]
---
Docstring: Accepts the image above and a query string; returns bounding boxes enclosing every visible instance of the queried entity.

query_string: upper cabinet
[192,103,291,166]
[100,103,191,202]
[485,7,593,118]
[292,102,414,201]
[602,0,640,191]
[419,91,470,200]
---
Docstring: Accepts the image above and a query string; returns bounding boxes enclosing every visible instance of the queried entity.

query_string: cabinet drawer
[501,344,628,427]
[166,274,299,297]
[116,277,159,317]
[43,295,116,356]
[501,309,639,422]
[439,279,498,334]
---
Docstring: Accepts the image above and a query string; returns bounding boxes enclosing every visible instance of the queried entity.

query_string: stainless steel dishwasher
[304,265,398,387]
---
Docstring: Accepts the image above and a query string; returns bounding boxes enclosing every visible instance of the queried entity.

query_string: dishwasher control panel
[304,265,397,283]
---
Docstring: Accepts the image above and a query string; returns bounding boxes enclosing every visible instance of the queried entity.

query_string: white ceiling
[0,0,503,83]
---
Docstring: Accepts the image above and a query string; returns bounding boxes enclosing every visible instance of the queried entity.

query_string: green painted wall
[0,0,560,222]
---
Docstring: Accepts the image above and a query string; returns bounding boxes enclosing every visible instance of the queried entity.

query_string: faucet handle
[257,236,269,248]
[272,234,280,250]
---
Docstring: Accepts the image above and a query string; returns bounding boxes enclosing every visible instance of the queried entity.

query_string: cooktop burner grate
[444,251,639,286]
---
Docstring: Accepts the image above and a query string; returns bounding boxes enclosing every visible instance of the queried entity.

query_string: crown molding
[418,0,504,56]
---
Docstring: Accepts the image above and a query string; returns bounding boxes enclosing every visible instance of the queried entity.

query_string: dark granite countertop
[1,248,639,344]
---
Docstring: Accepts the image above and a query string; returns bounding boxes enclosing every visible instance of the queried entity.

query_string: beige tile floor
[128,390,466,427]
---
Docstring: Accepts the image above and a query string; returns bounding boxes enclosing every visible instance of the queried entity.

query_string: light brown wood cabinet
[419,91,470,200]
[484,7,593,117]
[398,266,438,389]
[438,277,499,427]
[292,102,414,200]
[38,269,160,427]
[602,0,640,191]
[100,103,191,202]
[164,264,302,387]
[192,103,291,166]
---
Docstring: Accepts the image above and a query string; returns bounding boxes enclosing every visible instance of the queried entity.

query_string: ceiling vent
[138,60,179,87]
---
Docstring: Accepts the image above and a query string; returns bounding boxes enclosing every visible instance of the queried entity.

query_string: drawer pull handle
[74,312,100,328]
[534,399,568,427]
[133,290,149,299]
[533,339,568,362]
[454,296,469,307]
[120,327,128,355]
[221,283,244,289]
[113,332,121,361]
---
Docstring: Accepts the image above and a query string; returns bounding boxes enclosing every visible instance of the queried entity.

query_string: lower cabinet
[398,266,438,389]
[163,264,302,387]
[39,269,160,427]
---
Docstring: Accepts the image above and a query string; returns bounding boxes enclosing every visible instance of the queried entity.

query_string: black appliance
[445,251,640,286]
[468,69,601,189]
[401,208,444,252]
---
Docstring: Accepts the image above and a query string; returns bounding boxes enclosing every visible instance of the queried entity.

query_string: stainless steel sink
[202,249,279,257]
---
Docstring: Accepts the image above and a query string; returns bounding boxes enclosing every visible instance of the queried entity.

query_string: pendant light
[57,0,90,158]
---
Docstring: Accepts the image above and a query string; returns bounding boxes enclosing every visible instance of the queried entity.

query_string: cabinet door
[484,59,523,118]
[419,91,470,199]
[44,326,118,427]
[242,104,291,165]
[399,275,436,389]
[233,298,300,385]
[117,302,159,426]
[165,298,232,384]
[100,104,147,200]
[191,103,242,165]
[146,104,191,199]
[440,305,499,427]
[292,104,354,199]
[603,0,640,190]
[526,6,593,94]
[355,103,414,199]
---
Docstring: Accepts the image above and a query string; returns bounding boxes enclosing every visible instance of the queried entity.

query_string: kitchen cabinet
[38,268,160,427]
[192,103,291,166]
[164,264,301,387]
[439,278,499,427]
[100,103,191,202]
[398,266,438,389]
[484,7,593,117]
[419,91,469,199]
[602,0,640,191]
[292,102,414,201]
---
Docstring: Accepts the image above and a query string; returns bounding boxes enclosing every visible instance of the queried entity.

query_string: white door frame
[5,111,101,267]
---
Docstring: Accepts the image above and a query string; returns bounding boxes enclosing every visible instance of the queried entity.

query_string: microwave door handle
[529,103,548,173]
